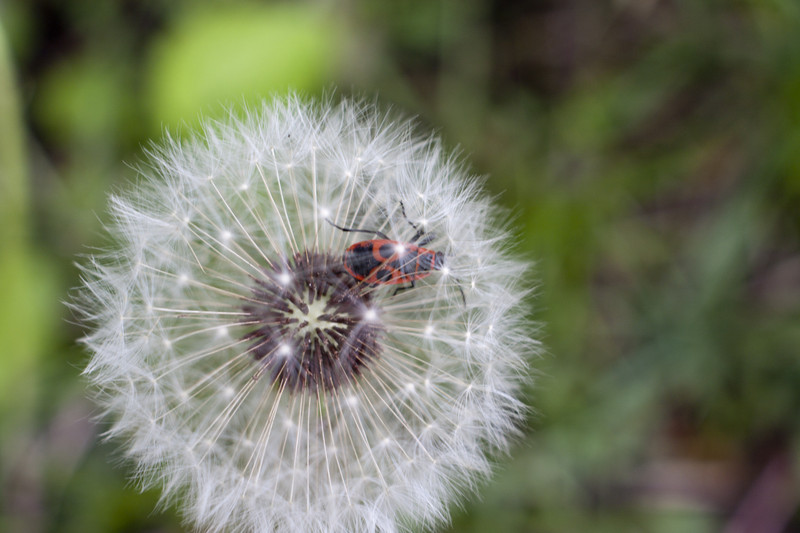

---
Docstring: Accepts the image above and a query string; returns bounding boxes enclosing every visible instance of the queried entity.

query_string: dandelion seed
[74,95,537,533]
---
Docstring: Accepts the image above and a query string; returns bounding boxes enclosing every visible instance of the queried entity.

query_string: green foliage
[146,4,346,128]
[34,54,134,147]
[0,20,59,440]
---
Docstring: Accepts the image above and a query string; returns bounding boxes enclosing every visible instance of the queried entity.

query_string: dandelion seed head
[74,95,537,533]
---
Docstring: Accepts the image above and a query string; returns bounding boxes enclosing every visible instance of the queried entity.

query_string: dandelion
[75,95,537,532]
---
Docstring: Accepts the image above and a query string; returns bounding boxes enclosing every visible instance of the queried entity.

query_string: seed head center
[243,251,383,392]
[286,298,333,334]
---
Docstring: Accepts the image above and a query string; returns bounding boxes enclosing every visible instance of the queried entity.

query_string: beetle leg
[447,277,467,306]
[416,233,437,247]
[410,230,423,243]
[455,283,466,306]
[392,279,415,297]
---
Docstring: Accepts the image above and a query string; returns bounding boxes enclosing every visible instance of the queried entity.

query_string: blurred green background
[2,0,800,531]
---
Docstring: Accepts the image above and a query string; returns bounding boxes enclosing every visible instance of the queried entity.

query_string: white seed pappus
[75,95,538,533]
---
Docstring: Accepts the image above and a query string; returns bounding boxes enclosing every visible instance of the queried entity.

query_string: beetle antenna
[400,200,429,243]
[399,200,419,231]
[326,219,390,240]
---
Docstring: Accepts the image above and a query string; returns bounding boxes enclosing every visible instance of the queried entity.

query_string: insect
[328,202,466,304]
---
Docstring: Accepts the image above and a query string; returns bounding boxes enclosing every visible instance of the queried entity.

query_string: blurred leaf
[0,250,59,415]
[0,20,26,241]
[52,444,181,533]
[0,21,59,429]
[145,4,346,128]
[33,54,134,149]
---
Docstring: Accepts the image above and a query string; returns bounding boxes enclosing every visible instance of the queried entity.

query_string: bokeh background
[2,1,800,531]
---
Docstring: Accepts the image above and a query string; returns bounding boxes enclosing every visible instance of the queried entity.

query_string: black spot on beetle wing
[374,268,393,282]
[394,253,418,275]
[345,244,382,277]
[378,243,395,259]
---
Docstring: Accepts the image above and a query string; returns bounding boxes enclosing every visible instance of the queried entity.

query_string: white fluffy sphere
[76,95,537,533]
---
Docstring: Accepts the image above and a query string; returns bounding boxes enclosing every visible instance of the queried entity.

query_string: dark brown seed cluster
[242,251,382,393]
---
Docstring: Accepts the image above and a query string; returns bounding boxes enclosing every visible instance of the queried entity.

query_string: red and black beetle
[328,202,465,304]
